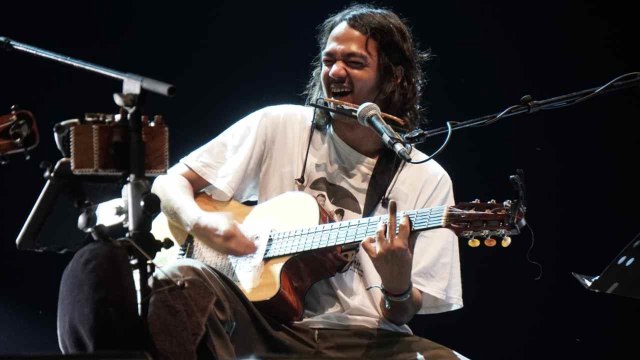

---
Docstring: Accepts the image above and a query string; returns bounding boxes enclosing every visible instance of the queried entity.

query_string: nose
[328,61,347,80]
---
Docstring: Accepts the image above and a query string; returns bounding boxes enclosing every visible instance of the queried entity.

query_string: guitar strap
[362,148,403,218]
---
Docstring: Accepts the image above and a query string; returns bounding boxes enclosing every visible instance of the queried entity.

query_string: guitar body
[151,191,349,322]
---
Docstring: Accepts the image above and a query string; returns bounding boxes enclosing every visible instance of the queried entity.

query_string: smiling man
[147,4,464,359]
[58,4,464,359]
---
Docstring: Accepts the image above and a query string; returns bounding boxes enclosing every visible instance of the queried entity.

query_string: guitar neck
[263,206,447,258]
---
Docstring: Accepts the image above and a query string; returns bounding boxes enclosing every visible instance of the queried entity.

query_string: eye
[348,61,365,69]
[322,58,335,67]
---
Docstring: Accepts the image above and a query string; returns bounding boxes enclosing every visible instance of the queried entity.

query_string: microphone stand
[0,36,175,97]
[1,36,175,320]
[403,72,640,143]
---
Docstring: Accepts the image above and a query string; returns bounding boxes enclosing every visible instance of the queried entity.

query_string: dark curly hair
[304,3,430,130]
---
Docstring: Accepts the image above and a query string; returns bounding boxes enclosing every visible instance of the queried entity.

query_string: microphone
[356,102,411,162]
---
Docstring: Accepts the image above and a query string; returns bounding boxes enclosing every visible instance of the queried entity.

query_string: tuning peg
[468,238,481,248]
[484,237,497,247]
[501,236,512,247]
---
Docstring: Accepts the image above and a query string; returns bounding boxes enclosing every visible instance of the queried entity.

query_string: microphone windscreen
[356,102,381,126]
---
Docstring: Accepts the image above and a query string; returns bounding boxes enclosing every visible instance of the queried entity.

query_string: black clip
[509,169,527,209]
[520,95,539,113]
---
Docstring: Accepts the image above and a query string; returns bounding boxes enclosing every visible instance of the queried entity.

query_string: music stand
[16,158,125,253]
[572,233,640,300]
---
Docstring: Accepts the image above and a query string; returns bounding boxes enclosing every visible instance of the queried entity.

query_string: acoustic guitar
[151,191,525,322]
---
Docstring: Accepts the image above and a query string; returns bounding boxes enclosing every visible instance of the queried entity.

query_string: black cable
[408,72,640,142]
[406,122,453,164]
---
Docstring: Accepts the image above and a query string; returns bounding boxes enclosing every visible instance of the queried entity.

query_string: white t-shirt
[177,104,462,333]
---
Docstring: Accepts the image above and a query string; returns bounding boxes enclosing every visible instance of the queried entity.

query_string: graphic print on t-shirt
[333,208,345,222]
[310,177,366,277]
[309,177,362,215]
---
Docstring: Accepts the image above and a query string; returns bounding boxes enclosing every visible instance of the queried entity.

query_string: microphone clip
[357,102,412,162]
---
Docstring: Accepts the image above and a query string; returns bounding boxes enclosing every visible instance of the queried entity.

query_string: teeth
[332,92,351,98]
[331,85,351,94]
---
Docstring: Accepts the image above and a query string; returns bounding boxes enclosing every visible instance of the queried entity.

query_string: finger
[397,215,411,246]
[224,226,257,256]
[227,237,257,256]
[243,239,258,254]
[376,220,387,245]
[387,200,397,242]
[361,236,377,258]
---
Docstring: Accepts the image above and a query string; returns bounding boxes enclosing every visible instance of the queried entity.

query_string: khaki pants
[148,258,459,360]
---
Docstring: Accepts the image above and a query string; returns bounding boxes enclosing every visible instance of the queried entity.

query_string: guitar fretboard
[263,206,447,258]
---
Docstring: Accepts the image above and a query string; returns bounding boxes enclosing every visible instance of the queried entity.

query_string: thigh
[148,259,317,359]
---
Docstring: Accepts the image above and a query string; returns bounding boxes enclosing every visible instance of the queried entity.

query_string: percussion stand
[1,36,176,322]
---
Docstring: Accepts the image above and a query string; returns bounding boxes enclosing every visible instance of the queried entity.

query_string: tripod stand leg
[131,253,154,321]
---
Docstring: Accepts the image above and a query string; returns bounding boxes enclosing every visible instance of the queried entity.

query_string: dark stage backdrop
[1,1,638,359]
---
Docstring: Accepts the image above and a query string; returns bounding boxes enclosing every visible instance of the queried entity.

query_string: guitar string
[263,207,446,258]
[269,208,445,251]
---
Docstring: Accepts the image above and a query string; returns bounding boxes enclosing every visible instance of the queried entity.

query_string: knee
[153,258,212,283]
[150,258,231,298]
[60,241,135,301]
[148,259,222,326]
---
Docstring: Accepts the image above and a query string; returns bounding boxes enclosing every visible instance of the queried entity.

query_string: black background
[1,1,638,358]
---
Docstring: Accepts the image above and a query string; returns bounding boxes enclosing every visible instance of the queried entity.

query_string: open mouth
[330,86,352,100]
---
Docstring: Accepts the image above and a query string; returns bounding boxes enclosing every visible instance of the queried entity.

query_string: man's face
[321,22,381,108]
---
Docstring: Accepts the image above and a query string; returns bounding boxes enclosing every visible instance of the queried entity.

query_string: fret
[337,226,347,243]
[367,217,378,237]
[328,234,337,246]
[313,230,323,248]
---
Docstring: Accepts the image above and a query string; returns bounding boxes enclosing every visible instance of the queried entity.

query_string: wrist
[381,281,413,309]
[381,281,412,297]
[184,210,205,233]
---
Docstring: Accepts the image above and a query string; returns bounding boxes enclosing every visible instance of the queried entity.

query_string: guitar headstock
[0,106,39,162]
[445,199,526,248]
